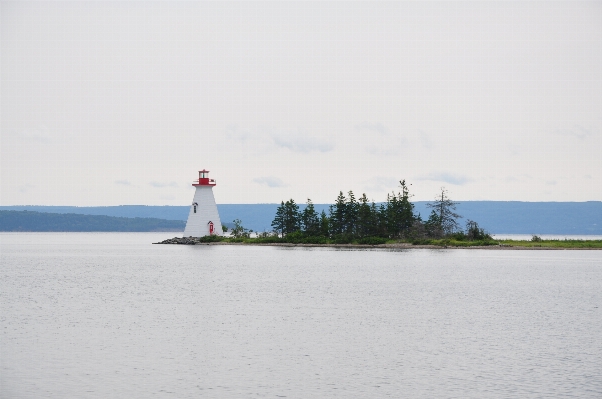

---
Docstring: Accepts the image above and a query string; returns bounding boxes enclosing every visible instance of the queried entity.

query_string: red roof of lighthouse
[193,169,216,187]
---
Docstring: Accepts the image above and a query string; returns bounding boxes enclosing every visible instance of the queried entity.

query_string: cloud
[418,130,435,149]
[506,143,522,157]
[553,125,598,140]
[115,180,132,186]
[273,135,333,153]
[253,176,286,188]
[417,172,473,185]
[226,125,252,142]
[365,142,407,157]
[505,174,532,183]
[149,181,178,188]
[355,122,388,135]
[19,184,35,193]
[18,125,52,143]
[364,177,400,193]
[355,123,410,156]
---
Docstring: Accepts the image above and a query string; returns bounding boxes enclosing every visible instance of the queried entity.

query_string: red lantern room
[192,169,216,186]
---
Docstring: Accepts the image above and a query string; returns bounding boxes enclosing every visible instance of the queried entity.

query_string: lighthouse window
[193,203,198,213]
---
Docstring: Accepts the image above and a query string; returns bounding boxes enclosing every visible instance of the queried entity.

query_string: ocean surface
[1,233,601,398]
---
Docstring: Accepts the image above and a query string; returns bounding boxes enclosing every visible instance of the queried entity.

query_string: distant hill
[0,205,190,220]
[0,210,185,232]
[1,202,600,234]
[426,201,602,235]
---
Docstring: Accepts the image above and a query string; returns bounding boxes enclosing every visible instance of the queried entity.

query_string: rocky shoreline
[152,236,599,250]
[154,236,201,245]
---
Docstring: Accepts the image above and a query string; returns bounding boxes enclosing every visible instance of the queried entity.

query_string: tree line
[266,181,490,243]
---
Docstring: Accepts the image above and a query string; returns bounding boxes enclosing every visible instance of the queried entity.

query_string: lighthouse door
[208,221,214,235]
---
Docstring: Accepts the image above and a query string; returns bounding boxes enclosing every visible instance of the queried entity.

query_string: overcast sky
[2,1,601,206]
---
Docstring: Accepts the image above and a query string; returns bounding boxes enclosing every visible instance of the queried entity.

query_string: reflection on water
[2,233,601,398]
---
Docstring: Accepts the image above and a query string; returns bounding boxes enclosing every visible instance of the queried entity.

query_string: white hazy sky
[1,1,601,205]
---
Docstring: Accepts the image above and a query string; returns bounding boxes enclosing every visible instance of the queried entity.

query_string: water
[2,233,601,398]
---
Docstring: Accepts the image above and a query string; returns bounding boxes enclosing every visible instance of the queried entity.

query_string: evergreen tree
[345,190,358,236]
[370,201,384,237]
[329,191,347,235]
[376,202,388,237]
[301,199,320,236]
[282,199,301,235]
[319,210,330,237]
[424,210,443,238]
[384,193,397,237]
[426,187,461,235]
[272,199,301,236]
[356,193,377,238]
[271,201,286,237]
[384,180,415,238]
[268,180,493,244]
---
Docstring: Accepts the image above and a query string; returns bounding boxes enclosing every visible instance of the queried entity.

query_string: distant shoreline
[2,203,601,235]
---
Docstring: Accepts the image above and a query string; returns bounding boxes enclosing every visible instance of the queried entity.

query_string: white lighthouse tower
[183,170,223,237]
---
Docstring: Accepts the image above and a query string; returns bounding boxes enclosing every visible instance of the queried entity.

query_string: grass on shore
[198,235,499,247]
[496,239,602,248]
[410,238,499,247]
[194,234,602,248]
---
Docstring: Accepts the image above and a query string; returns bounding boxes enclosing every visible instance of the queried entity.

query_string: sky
[1,1,601,206]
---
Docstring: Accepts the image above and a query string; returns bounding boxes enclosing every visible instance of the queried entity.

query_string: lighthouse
[183,170,223,237]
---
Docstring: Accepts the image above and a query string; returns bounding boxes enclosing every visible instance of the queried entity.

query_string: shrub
[450,232,467,241]
[283,231,305,243]
[300,236,329,244]
[478,240,499,246]
[331,234,353,244]
[531,235,543,242]
[231,219,251,238]
[357,236,388,245]
[254,235,282,244]
[198,235,224,243]
[465,220,492,241]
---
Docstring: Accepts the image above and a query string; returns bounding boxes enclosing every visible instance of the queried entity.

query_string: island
[156,181,602,249]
